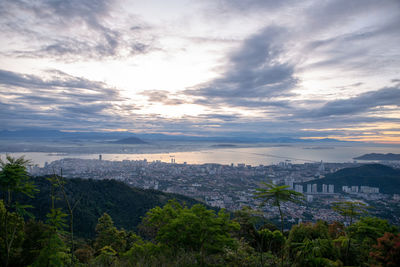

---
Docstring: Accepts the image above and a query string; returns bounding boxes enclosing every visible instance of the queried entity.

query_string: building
[312,184,318,193]
[328,184,334,193]
[351,186,359,193]
[322,184,328,193]
[360,186,379,193]
[295,184,303,193]
[285,178,294,189]
[318,161,325,172]
[307,184,312,193]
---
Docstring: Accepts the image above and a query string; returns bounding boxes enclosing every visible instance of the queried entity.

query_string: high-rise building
[318,160,325,172]
[307,184,312,193]
[312,184,318,193]
[351,186,359,193]
[295,184,303,193]
[322,184,327,193]
[285,178,294,189]
[99,154,102,161]
[328,184,334,193]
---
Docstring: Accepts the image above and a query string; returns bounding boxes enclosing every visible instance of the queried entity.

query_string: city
[30,156,400,227]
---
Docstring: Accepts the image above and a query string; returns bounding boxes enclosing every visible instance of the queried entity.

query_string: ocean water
[1,143,399,167]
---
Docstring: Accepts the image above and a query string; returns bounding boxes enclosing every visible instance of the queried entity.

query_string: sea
[1,143,399,167]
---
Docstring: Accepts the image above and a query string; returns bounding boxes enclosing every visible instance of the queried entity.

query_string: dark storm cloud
[299,87,400,118]
[0,0,153,60]
[185,26,297,108]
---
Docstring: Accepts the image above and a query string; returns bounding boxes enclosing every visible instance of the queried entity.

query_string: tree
[370,232,400,267]
[0,155,36,206]
[331,201,370,265]
[347,217,398,265]
[332,201,369,226]
[254,182,304,233]
[0,155,37,267]
[0,200,25,266]
[94,213,127,253]
[140,201,240,266]
[51,170,81,265]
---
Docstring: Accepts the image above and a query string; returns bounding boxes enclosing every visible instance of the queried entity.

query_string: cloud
[0,0,154,60]
[0,69,137,130]
[185,26,297,108]
[140,90,187,106]
[212,0,296,14]
[302,87,400,117]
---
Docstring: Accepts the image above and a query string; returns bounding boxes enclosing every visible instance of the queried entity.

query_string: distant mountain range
[354,153,400,160]
[301,164,400,194]
[0,129,348,144]
[111,137,147,144]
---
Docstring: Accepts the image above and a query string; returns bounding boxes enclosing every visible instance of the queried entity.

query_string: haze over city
[1,0,400,143]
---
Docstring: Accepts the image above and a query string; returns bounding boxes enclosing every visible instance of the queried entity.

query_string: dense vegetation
[4,176,203,238]
[304,164,400,194]
[1,156,399,266]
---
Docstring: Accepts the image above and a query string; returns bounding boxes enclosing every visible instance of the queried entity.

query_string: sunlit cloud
[0,0,399,143]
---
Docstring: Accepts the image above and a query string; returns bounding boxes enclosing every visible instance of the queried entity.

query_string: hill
[354,153,400,160]
[9,176,204,238]
[111,136,147,144]
[302,164,400,194]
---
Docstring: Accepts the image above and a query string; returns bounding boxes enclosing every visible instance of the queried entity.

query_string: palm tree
[254,182,304,233]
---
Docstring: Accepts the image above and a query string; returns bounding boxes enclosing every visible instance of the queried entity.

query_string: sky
[0,0,400,143]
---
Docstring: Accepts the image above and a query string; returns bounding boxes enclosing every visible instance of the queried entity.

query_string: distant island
[354,153,400,160]
[210,144,237,148]
[111,137,148,144]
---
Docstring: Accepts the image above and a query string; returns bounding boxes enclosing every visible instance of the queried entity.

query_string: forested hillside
[6,176,204,238]
[304,164,400,194]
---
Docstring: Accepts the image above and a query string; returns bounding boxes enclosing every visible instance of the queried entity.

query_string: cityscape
[30,156,400,226]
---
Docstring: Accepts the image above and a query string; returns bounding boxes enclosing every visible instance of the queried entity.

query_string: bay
[1,143,399,167]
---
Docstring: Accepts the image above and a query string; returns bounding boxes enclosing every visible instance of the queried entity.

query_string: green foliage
[90,245,118,267]
[94,212,128,253]
[32,230,70,267]
[255,182,304,208]
[291,238,339,267]
[0,155,37,203]
[346,217,399,265]
[233,206,269,248]
[332,201,369,225]
[259,229,285,254]
[46,207,68,231]
[140,200,239,265]
[10,176,204,238]
[0,155,37,267]
[254,182,304,233]
[286,221,339,266]
[20,220,50,266]
[0,200,25,266]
